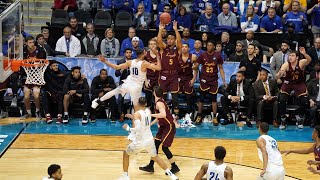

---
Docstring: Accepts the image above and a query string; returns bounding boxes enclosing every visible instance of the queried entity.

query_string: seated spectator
[42,28,56,50]
[181,28,195,52]
[307,37,320,78]
[176,5,192,30]
[307,69,320,127]
[81,23,100,56]
[236,0,255,17]
[257,0,281,18]
[217,3,238,27]
[114,0,134,13]
[63,66,90,124]
[133,3,152,30]
[260,7,283,33]
[201,32,208,50]
[91,69,117,122]
[21,36,47,120]
[196,4,219,31]
[239,44,261,82]
[215,41,226,60]
[241,30,274,55]
[100,28,120,58]
[255,45,268,64]
[282,1,307,33]
[270,40,290,81]
[190,40,204,57]
[161,28,168,44]
[307,3,320,38]
[156,4,174,30]
[53,0,78,17]
[253,69,279,128]
[43,60,67,124]
[42,164,62,180]
[129,36,141,58]
[240,4,260,32]
[229,41,246,62]
[21,22,31,38]
[120,27,144,55]
[102,0,113,9]
[282,23,306,49]
[36,34,55,57]
[218,0,234,14]
[220,71,254,126]
[193,0,219,15]
[68,17,86,40]
[56,27,81,57]
[221,32,235,59]
[283,0,307,12]
[134,0,152,13]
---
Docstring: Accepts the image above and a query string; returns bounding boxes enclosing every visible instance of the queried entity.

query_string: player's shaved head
[214,146,226,160]
[259,122,269,133]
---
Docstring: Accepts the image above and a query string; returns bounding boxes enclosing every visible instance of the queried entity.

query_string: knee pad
[162,146,173,159]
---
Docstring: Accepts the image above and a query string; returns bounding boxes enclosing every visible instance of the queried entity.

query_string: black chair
[94,10,112,28]
[74,10,93,24]
[51,9,69,28]
[114,11,133,29]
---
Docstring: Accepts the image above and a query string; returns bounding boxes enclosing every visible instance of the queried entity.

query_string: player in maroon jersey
[193,40,227,126]
[144,39,160,110]
[281,125,320,175]
[157,21,182,119]
[139,86,180,174]
[178,43,198,120]
[276,47,311,129]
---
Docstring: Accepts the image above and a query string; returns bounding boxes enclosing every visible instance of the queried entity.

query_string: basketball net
[22,59,49,86]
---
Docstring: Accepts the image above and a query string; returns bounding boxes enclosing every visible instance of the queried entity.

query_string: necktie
[282,54,286,64]
[237,84,240,96]
[263,82,270,96]
[66,39,70,54]
[317,49,320,59]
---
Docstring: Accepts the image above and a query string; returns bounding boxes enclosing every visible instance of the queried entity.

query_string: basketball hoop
[11,59,49,85]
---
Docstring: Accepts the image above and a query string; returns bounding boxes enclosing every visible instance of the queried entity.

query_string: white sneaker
[91,98,99,109]
[118,174,130,180]
[169,173,179,180]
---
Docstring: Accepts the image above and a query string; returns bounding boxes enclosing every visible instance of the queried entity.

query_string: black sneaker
[166,165,180,175]
[111,118,116,123]
[89,115,96,123]
[246,119,253,128]
[139,165,154,173]
[63,115,69,124]
[82,115,88,124]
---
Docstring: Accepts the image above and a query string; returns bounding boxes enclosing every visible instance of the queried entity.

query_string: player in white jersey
[118,97,178,180]
[257,122,285,180]
[194,146,233,180]
[92,47,161,112]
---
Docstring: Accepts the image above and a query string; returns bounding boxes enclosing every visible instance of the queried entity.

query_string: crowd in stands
[1,0,320,130]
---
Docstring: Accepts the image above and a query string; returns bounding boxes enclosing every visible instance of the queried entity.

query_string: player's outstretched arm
[256,137,268,177]
[225,166,234,180]
[157,23,166,50]
[276,62,288,80]
[151,102,166,119]
[281,145,314,155]
[194,163,208,180]
[298,47,312,69]
[98,55,130,70]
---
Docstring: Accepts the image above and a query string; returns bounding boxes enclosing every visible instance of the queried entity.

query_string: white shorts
[257,164,285,180]
[126,139,157,157]
[120,82,142,106]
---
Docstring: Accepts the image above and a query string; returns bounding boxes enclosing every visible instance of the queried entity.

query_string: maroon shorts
[280,82,307,96]
[155,123,176,147]
[199,77,218,94]
[179,76,193,94]
[159,74,179,93]
[144,77,159,91]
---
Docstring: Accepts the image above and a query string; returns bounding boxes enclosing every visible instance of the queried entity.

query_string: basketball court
[0,118,318,180]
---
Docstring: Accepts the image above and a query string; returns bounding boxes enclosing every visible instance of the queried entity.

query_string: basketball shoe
[118,174,130,180]
[56,115,63,124]
[63,115,69,124]
[46,114,53,124]
[82,115,88,124]
[91,98,101,109]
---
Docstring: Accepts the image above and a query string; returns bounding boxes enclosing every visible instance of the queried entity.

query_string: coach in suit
[307,69,320,128]
[240,30,274,56]
[253,70,279,128]
[220,71,254,127]
[270,40,290,83]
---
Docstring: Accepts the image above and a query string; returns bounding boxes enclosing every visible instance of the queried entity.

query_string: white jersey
[258,135,283,168]
[206,161,226,180]
[135,108,153,142]
[125,60,146,87]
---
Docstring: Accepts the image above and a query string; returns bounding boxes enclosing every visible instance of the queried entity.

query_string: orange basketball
[160,12,171,25]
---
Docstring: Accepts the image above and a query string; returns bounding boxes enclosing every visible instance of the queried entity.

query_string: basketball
[160,12,171,25]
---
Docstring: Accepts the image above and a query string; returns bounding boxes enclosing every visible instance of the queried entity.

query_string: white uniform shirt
[258,135,283,169]
[206,161,227,180]
[55,35,81,57]
[135,108,153,142]
[126,60,146,87]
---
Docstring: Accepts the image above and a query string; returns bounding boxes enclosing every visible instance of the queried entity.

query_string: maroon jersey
[161,46,179,72]
[283,61,305,83]
[314,144,320,170]
[156,98,174,126]
[197,51,223,81]
[178,53,193,78]
[145,51,159,79]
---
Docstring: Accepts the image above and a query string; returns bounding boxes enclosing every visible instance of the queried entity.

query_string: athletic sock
[84,112,88,116]
[149,160,155,167]
[36,108,40,112]
[26,110,31,115]
[46,113,50,117]
[64,112,68,116]
[171,162,177,167]
[122,172,128,176]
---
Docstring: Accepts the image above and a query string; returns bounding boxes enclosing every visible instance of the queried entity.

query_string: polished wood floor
[0,133,318,180]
